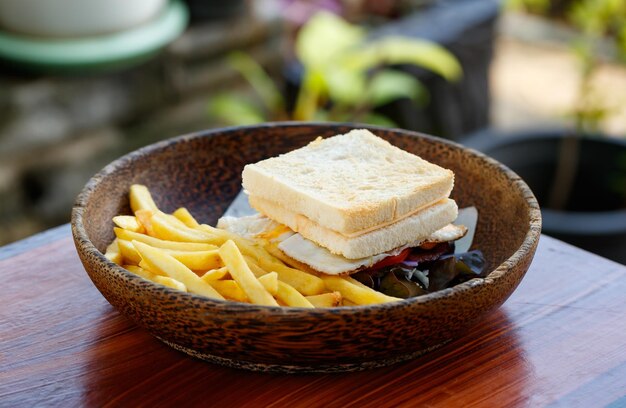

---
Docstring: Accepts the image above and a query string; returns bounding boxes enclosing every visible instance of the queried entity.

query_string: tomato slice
[370,248,411,270]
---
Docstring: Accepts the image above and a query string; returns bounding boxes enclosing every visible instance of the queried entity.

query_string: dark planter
[183,0,246,23]
[284,0,500,140]
[464,129,626,264]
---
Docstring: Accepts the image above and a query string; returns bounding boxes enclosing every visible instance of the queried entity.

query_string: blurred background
[0,0,624,263]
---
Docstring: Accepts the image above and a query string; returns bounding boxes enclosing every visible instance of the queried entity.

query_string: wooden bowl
[71,123,541,373]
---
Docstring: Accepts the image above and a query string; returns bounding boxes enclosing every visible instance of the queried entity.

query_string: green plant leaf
[295,11,365,69]
[227,52,285,114]
[293,12,461,124]
[207,94,266,126]
[505,0,550,14]
[344,36,462,82]
[325,66,367,105]
[293,69,326,120]
[366,69,429,107]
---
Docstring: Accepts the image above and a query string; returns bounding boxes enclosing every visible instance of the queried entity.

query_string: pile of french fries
[104,184,400,307]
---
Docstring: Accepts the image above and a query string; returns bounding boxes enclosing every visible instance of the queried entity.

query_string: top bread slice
[242,129,454,234]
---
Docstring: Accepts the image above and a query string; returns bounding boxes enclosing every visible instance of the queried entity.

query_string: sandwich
[218,129,468,276]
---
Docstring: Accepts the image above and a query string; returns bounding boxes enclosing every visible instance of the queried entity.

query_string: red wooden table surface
[1,225,626,407]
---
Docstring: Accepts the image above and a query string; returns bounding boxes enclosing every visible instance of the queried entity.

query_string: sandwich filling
[217,214,467,275]
[248,195,459,259]
[248,194,453,238]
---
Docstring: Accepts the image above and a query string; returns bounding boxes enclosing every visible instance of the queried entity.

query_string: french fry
[118,240,222,270]
[210,280,248,302]
[124,264,157,280]
[244,256,268,277]
[257,256,326,296]
[321,276,401,305]
[246,246,321,296]
[343,276,377,291]
[258,272,278,295]
[198,224,232,241]
[197,224,268,259]
[104,239,122,265]
[133,241,224,300]
[246,257,314,306]
[248,242,326,296]
[112,215,145,233]
[264,243,310,271]
[113,186,407,307]
[218,240,278,306]
[130,184,158,213]
[306,292,343,307]
[173,207,200,228]
[198,225,297,281]
[343,299,358,307]
[274,281,314,308]
[117,239,142,264]
[135,209,156,236]
[163,212,192,229]
[162,249,222,271]
[151,212,220,244]
[125,264,187,291]
[233,238,274,262]
[154,276,187,292]
[201,267,229,282]
[138,260,155,274]
[114,228,218,251]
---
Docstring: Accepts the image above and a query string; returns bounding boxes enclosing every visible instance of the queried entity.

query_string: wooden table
[2,226,626,407]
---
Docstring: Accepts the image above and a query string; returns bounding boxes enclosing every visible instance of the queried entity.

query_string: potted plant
[275,0,500,139]
[208,11,461,127]
[465,0,626,264]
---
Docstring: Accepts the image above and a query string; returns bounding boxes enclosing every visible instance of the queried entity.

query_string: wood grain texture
[1,231,626,407]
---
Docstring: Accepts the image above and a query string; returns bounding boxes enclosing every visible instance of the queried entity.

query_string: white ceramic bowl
[0,0,167,38]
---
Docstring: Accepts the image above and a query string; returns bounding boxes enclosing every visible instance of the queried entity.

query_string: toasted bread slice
[242,129,454,235]
[249,196,458,259]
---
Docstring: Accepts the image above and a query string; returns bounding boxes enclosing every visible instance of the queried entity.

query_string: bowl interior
[80,123,536,274]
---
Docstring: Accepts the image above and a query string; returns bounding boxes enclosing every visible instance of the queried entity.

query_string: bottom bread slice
[248,195,458,259]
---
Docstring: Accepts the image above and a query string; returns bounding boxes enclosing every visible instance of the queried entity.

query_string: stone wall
[0,15,283,245]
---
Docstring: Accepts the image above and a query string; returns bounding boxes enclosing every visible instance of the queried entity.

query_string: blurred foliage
[508,0,626,60]
[508,0,626,133]
[508,0,626,61]
[569,0,626,46]
[509,0,626,45]
[208,11,461,127]
[567,0,625,133]
[507,0,551,15]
